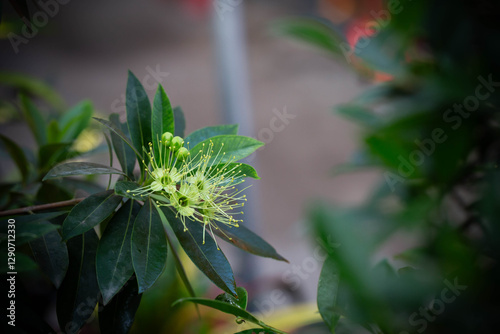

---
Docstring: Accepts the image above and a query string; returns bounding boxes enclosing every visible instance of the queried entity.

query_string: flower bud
[171,136,184,151]
[176,147,190,160]
[161,132,173,146]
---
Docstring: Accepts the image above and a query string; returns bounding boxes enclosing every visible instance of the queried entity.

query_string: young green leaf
[161,206,237,296]
[56,229,100,334]
[131,198,168,293]
[97,200,141,305]
[0,133,30,183]
[61,190,122,241]
[30,229,69,289]
[185,124,239,149]
[38,143,72,172]
[43,162,128,181]
[19,94,47,145]
[189,135,264,165]
[126,71,152,157]
[59,101,93,142]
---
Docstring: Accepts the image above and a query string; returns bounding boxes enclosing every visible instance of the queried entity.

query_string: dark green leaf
[62,190,122,240]
[335,104,380,127]
[97,200,141,304]
[317,256,341,332]
[56,230,100,334]
[15,220,60,245]
[213,222,286,262]
[234,329,276,334]
[185,124,239,149]
[59,101,93,142]
[189,135,264,165]
[0,251,37,272]
[114,181,147,201]
[99,276,142,334]
[131,198,168,293]
[30,229,69,288]
[161,207,237,296]
[173,106,185,138]
[43,162,127,181]
[0,133,30,183]
[126,71,152,157]
[151,85,174,162]
[109,114,136,178]
[215,286,248,310]
[93,116,142,158]
[173,298,260,324]
[20,94,47,145]
[38,142,72,171]
[13,211,67,224]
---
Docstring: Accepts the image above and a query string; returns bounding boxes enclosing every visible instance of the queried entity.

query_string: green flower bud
[161,132,173,146]
[171,136,184,151]
[177,147,190,160]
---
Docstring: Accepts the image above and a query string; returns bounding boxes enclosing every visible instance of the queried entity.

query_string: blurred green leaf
[20,94,47,146]
[56,229,100,334]
[94,116,142,158]
[38,142,72,171]
[0,133,30,183]
[173,106,185,138]
[317,256,341,333]
[131,198,168,293]
[59,101,93,142]
[15,220,60,245]
[47,119,61,143]
[185,124,239,149]
[161,206,237,296]
[43,162,128,181]
[335,104,380,127]
[126,71,152,158]
[61,190,122,240]
[97,200,141,304]
[30,229,69,288]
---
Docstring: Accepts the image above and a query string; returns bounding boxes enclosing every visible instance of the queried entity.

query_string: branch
[0,198,86,217]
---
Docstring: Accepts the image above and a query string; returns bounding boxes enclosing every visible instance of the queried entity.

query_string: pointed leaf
[173,298,260,324]
[15,220,60,245]
[185,124,238,149]
[317,256,341,332]
[0,133,30,183]
[161,207,237,296]
[109,114,136,178]
[151,85,174,162]
[208,162,260,182]
[114,181,148,201]
[43,162,127,181]
[93,116,142,158]
[59,100,93,142]
[213,222,286,262]
[56,230,100,334]
[30,229,69,288]
[126,71,152,156]
[99,276,142,334]
[20,94,47,145]
[131,199,168,293]
[38,142,72,171]
[189,135,264,165]
[62,190,122,240]
[173,106,185,138]
[97,200,141,304]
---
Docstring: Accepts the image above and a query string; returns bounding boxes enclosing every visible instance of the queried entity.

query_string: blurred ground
[0,0,379,314]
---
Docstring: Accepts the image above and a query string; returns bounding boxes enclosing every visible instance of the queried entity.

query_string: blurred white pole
[211,0,261,280]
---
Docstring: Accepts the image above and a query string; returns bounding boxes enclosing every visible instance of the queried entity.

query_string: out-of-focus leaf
[59,101,93,142]
[126,71,152,158]
[161,206,237,296]
[317,256,341,332]
[47,120,61,143]
[185,124,239,149]
[14,220,60,245]
[109,114,136,178]
[131,198,168,293]
[38,142,72,171]
[234,329,276,334]
[20,94,47,145]
[0,133,30,183]
[61,190,122,240]
[97,200,141,304]
[30,229,69,288]
[99,276,142,334]
[335,104,381,127]
[173,298,260,323]
[93,116,142,158]
[43,162,127,181]
[173,106,185,138]
[56,230,100,334]
[213,222,286,262]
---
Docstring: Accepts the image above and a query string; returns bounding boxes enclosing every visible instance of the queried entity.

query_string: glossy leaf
[173,298,260,324]
[131,199,168,293]
[114,181,147,201]
[56,230,100,334]
[30,229,69,289]
[97,200,141,304]
[0,133,30,183]
[43,162,127,181]
[99,276,142,334]
[208,162,260,181]
[189,135,264,165]
[173,106,185,138]
[126,71,152,157]
[317,256,341,332]
[20,94,47,145]
[215,286,248,310]
[59,101,93,142]
[213,222,286,262]
[151,85,174,162]
[161,206,237,296]
[61,190,122,241]
[185,124,238,149]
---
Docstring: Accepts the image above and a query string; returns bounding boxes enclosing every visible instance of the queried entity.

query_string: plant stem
[0,198,86,217]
